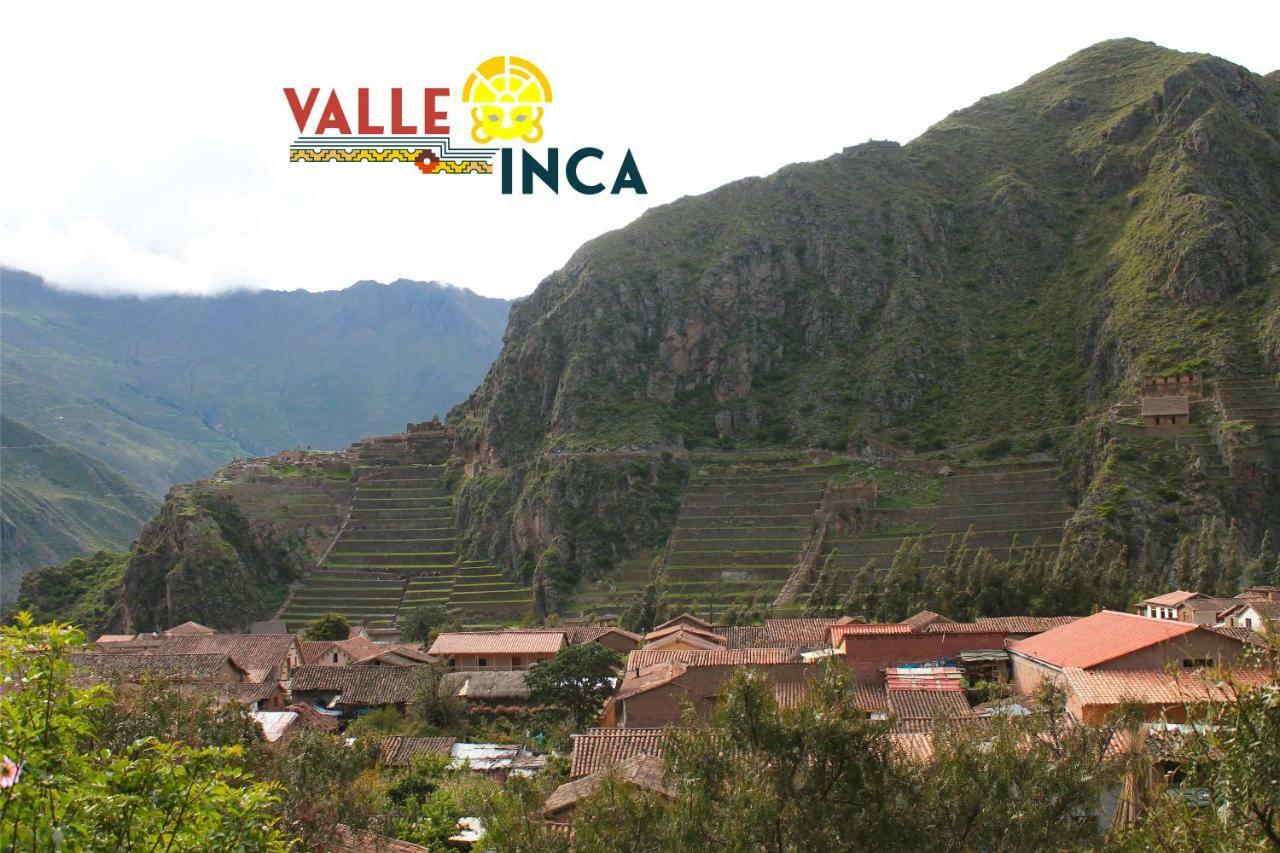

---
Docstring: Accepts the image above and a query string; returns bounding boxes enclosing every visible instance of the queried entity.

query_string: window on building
[332,653,339,663]
[512,656,522,667]
[1182,658,1213,668]
[1244,618,1253,628]
[478,657,488,668]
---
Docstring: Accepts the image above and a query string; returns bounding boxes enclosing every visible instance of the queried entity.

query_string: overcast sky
[1,1,1276,300]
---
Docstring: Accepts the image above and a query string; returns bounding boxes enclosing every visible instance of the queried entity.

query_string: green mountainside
[0,416,158,599]
[2,270,511,492]
[1,272,510,590]
[14,39,1280,632]
[454,39,1279,460]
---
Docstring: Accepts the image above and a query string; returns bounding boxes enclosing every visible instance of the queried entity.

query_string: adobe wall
[840,632,1010,684]
[618,663,813,728]
[1090,632,1244,671]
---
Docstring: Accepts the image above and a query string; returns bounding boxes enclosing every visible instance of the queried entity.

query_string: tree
[401,604,450,644]
[525,642,623,727]
[306,612,350,640]
[0,613,288,850]
[1243,530,1275,589]
[411,663,464,730]
[1112,636,1280,848]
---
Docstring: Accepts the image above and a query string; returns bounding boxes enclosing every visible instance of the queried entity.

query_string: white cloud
[1,0,1276,299]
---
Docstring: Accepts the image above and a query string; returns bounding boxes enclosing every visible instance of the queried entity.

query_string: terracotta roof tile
[771,681,810,709]
[301,641,339,664]
[885,666,965,692]
[180,681,281,705]
[902,611,954,631]
[626,648,802,669]
[720,626,766,648]
[614,661,689,700]
[1062,667,1271,707]
[69,652,243,682]
[652,613,715,633]
[284,702,340,732]
[762,619,842,648]
[569,728,671,778]
[1141,395,1189,417]
[973,616,1081,633]
[888,689,972,720]
[163,621,217,635]
[643,624,727,646]
[380,736,458,767]
[544,754,672,819]
[1008,610,1209,669]
[428,631,567,656]
[851,683,890,713]
[127,634,298,680]
[290,664,421,705]
[1140,590,1202,607]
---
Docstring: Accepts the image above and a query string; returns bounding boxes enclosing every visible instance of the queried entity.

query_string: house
[1141,373,1203,401]
[68,652,248,684]
[1218,598,1280,632]
[543,754,674,826]
[1135,591,1238,625]
[428,631,566,671]
[883,666,972,729]
[95,630,303,683]
[828,615,1010,683]
[1241,585,1280,602]
[352,645,434,666]
[251,702,340,747]
[1061,667,1272,724]
[642,623,728,650]
[449,742,546,779]
[973,616,1081,640]
[289,664,422,713]
[441,670,538,715]
[601,648,809,728]
[1140,395,1190,429]
[752,618,859,650]
[569,728,671,778]
[379,736,458,768]
[181,680,289,710]
[505,625,643,653]
[1007,610,1247,695]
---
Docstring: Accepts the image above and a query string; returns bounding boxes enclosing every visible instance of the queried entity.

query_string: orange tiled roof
[614,661,689,700]
[902,611,954,631]
[721,626,767,648]
[888,689,971,720]
[1139,590,1203,607]
[851,683,890,713]
[428,631,567,656]
[771,681,810,709]
[569,728,672,778]
[1008,610,1205,669]
[1062,667,1272,707]
[133,633,298,679]
[625,648,803,670]
[651,613,716,633]
[379,736,457,767]
[643,624,727,645]
[544,754,673,818]
[290,664,421,705]
[762,619,842,648]
[973,616,1081,633]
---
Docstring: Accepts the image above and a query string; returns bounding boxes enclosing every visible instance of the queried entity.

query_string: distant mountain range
[1,269,511,592]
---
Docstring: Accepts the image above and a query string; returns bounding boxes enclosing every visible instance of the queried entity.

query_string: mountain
[14,39,1280,632]
[0,416,158,598]
[1,271,511,590]
[2,270,511,490]
[454,40,1278,463]
[445,39,1279,583]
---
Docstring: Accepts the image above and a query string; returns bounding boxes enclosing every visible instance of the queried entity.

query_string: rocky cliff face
[446,39,1280,588]
[454,41,1279,464]
[109,487,309,632]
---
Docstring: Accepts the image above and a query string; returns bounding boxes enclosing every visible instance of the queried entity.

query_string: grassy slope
[0,416,158,598]
[455,39,1280,457]
[1,271,512,491]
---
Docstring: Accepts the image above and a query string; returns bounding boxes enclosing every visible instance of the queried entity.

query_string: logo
[284,56,645,195]
[463,55,551,144]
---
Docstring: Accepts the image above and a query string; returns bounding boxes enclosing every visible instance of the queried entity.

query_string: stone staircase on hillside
[807,463,1072,608]
[658,453,841,620]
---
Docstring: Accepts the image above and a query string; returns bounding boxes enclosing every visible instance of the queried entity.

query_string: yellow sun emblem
[462,56,552,145]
